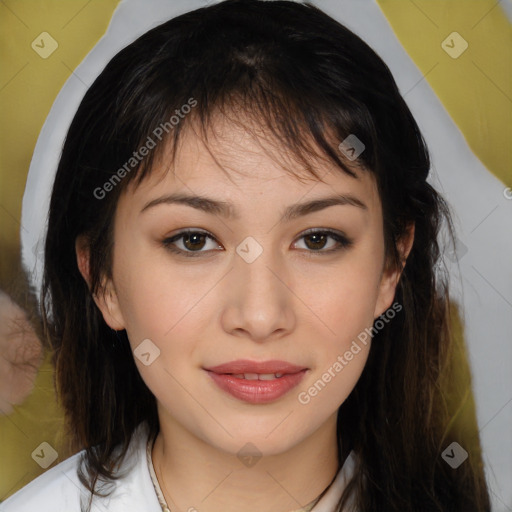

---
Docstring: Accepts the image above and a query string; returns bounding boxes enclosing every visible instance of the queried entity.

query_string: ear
[75,235,126,331]
[373,222,415,319]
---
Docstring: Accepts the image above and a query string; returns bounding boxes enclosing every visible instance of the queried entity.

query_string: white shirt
[0,422,356,512]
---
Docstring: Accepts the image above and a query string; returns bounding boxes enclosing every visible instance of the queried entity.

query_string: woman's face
[88,116,406,456]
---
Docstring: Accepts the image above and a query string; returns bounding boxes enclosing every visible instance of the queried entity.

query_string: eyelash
[161,228,353,258]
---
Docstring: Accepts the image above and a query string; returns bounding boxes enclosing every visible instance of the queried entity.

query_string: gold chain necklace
[147,435,172,512]
[157,456,173,512]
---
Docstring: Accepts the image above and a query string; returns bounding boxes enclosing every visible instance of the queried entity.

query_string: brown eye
[162,228,353,259]
[294,229,353,254]
[162,230,222,257]
[182,232,207,251]
[303,232,329,250]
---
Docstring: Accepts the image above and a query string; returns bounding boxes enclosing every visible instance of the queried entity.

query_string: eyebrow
[140,192,367,221]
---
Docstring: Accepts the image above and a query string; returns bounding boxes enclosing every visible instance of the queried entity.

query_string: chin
[201,418,313,458]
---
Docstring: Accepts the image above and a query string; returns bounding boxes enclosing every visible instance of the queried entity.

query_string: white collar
[0,421,356,512]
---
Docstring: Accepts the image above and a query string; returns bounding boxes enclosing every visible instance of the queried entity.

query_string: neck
[152,410,340,512]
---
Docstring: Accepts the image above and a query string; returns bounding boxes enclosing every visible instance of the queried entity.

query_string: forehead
[123,114,381,217]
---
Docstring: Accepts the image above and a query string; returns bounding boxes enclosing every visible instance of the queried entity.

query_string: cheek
[113,268,203,405]
[113,252,212,375]
[291,244,382,406]
[295,269,375,411]
[113,237,194,332]
[298,250,383,340]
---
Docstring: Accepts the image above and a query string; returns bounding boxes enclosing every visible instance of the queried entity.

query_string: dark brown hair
[41,1,490,510]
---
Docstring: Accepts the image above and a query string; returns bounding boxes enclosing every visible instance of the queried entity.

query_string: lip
[204,359,308,404]
[205,359,307,375]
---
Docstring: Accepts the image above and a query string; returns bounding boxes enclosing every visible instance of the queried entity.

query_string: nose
[220,247,296,342]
